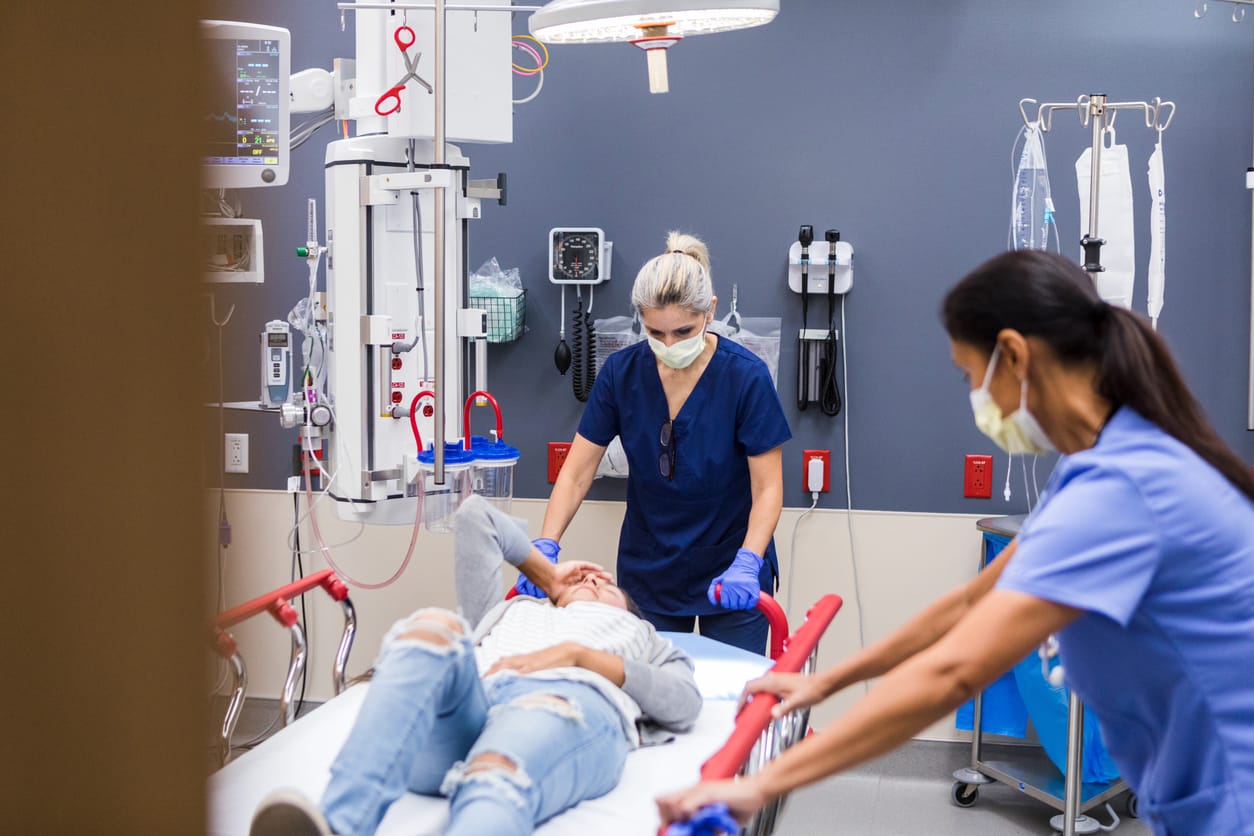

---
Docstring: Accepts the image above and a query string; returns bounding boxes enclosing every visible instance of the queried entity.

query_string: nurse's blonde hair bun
[632,231,714,314]
[664,231,711,273]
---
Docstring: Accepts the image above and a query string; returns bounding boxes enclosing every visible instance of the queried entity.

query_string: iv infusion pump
[261,320,291,408]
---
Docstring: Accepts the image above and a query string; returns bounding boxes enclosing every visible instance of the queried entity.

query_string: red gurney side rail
[699,593,843,781]
[213,569,350,632]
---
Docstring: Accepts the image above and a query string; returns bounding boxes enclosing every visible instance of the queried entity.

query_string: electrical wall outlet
[548,442,571,484]
[225,433,249,474]
[803,449,831,492]
[964,454,993,499]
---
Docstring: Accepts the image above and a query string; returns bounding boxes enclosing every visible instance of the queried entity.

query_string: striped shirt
[476,599,653,742]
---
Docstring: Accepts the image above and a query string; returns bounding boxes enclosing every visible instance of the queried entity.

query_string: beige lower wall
[209,492,986,742]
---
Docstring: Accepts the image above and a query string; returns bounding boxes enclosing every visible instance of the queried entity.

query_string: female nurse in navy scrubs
[659,250,1254,835]
[533,231,790,655]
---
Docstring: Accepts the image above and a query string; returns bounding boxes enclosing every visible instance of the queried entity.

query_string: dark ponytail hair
[942,250,1254,504]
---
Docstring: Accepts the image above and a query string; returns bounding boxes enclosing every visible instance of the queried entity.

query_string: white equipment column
[319,1,510,524]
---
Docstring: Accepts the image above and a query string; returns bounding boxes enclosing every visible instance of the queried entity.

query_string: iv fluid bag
[1076,139,1135,308]
[1011,125,1055,250]
[1147,142,1166,327]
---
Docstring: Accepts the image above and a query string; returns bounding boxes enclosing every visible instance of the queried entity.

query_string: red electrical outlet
[964,454,994,499]
[802,449,831,492]
[548,442,572,484]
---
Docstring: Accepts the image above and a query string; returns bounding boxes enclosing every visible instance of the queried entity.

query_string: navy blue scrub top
[577,335,792,616]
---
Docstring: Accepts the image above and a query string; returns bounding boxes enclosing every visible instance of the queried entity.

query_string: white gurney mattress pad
[208,632,773,835]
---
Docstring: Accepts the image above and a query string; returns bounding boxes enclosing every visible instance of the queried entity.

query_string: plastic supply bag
[955,533,1120,784]
[594,309,783,387]
[709,313,782,387]
[594,314,644,373]
[594,435,630,479]
[468,257,521,294]
[287,297,327,393]
[468,258,526,342]
[1012,653,1121,784]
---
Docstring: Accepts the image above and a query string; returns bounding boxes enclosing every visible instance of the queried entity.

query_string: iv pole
[1019,95,1175,282]
[1011,94,1175,836]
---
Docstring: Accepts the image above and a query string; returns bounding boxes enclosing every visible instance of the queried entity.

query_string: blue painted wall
[205,0,1254,513]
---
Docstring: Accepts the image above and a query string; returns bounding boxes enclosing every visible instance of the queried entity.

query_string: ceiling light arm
[630,22,681,94]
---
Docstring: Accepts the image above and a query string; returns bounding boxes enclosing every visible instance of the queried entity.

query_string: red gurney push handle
[714,583,789,661]
[655,594,843,836]
[213,569,350,630]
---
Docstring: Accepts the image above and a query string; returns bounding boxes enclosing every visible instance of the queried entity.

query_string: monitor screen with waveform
[200,21,289,188]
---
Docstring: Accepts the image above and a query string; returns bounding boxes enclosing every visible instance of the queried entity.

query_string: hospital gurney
[208,592,843,835]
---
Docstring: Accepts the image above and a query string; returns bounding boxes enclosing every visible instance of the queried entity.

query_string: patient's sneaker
[249,788,334,836]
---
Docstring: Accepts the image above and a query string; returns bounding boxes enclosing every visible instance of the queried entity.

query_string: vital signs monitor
[200,20,291,189]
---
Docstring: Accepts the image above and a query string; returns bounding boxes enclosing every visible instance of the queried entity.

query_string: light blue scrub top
[577,336,791,616]
[997,408,1254,835]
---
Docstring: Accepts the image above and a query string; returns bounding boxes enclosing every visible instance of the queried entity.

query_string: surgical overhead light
[528,0,780,93]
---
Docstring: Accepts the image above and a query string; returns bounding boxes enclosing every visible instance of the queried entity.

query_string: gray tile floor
[218,699,1151,835]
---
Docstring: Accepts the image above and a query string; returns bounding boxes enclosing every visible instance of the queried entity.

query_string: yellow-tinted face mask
[648,328,706,370]
[969,346,1056,456]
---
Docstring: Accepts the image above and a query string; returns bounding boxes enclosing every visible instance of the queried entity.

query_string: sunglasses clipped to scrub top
[659,420,676,481]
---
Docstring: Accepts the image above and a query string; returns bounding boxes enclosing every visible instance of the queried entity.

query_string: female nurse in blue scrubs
[659,250,1254,835]
[532,231,791,655]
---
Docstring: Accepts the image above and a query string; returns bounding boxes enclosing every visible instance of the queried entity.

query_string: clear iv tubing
[840,295,866,657]
[303,455,421,590]
[286,409,366,556]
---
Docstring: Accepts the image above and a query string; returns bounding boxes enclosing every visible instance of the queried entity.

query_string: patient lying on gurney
[250,495,702,836]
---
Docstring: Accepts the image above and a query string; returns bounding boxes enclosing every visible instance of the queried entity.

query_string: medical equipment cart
[950,515,1136,835]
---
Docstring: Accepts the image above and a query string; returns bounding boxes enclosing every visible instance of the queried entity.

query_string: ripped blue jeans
[321,610,629,836]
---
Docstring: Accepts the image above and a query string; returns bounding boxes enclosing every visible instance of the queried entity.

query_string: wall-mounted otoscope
[795,225,820,411]
[788,225,855,415]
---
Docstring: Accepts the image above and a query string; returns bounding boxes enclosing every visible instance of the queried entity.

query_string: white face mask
[969,346,1056,456]
[648,326,708,370]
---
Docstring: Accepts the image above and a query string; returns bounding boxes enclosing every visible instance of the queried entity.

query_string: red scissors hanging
[375,25,433,116]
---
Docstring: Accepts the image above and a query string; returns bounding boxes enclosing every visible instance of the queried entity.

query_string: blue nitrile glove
[514,537,562,598]
[665,803,741,836]
[707,548,763,610]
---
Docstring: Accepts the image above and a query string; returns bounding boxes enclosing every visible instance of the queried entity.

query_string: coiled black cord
[571,299,596,402]
[582,307,597,399]
[819,330,842,416]
[819,283,843,416]
[571,296,584,400]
